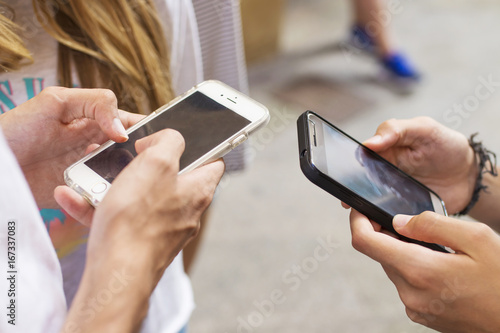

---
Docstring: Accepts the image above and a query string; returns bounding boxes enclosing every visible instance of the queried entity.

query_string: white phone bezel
[64,80,270,206]
[306,113,446,216]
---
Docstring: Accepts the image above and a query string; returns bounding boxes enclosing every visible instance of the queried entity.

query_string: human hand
[363,117,477,214]
[350,209,500,333]
[0,87,143,209]
[59,129,224,331]
[55,129,224,286]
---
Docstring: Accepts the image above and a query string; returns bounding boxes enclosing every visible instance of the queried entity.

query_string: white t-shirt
[0,129,67,332]
[0,0,248,332]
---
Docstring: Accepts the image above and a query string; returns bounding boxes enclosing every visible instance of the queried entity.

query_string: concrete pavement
[189,1,500,332]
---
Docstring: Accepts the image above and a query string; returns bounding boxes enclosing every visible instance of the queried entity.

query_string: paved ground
[189,1,500,332]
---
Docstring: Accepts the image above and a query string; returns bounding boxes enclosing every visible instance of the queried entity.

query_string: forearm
[469,167,500,231]
[61,258,154,333]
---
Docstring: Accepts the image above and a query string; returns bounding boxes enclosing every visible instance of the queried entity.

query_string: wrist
[86,240,158,295]
[457,134,498,216]
[464,145,480,209]
[87,211,164,292]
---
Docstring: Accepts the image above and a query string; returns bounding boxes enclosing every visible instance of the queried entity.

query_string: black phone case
[297,111,448,253]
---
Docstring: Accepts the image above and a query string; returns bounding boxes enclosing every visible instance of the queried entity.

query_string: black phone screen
[85,91,251,183]
[319,122,435,216]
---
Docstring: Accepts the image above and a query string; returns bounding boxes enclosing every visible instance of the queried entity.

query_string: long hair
[2,0,175,114]
[0,4,33,71]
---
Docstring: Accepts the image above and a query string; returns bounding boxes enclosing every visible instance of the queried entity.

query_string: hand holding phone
[65,80,270,206]
[297,111,449,252]
[362,117,478,215]
[56,129,225,330]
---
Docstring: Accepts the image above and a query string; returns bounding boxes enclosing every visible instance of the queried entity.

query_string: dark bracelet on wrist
[456,133,498,216]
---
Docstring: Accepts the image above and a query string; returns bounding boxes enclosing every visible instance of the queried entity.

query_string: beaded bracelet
[457,133,498,216]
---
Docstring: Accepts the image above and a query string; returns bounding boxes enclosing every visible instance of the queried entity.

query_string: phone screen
[318,122,435,216]
[85,91,251,183]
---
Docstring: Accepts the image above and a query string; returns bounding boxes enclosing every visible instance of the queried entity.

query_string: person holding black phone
[348,116,500,333]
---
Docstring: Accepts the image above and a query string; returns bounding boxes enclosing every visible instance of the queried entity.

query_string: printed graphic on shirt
[41,209,89,259]
[0,78,44,113]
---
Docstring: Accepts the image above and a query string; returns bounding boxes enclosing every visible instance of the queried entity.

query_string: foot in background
[379,51,421,93]
[348,25,421,94]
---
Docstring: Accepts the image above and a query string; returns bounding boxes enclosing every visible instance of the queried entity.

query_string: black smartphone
[297,111,449,252]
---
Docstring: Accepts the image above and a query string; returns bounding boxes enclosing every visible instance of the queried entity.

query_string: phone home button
[91,182,107,194]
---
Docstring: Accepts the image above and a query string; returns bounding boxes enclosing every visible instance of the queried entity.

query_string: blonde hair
[2,0,174,114]
[0,4,33,71]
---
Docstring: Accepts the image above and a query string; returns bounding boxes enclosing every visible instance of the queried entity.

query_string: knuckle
[378,118,404,140]
[195,185,214,210]
[418,211,431,220]
[413,211,437,231]
[400,290,421,313]
[97,88,118,106]
[350,228,370,254]
[199,190,213,209]
[414,116,435,126]
[405,307,426,325]
[468,222,494,243]
[187,222,201,239]
[88,89,117,116]
[39,86,65,106]
[178,210,200,232]
[165,129,185,150]
[380,118,399,131]
[402,266,432,290]
[418,210,435,221]
[40,86,63,95]
[142,148,177,172]
[384,117,398,126]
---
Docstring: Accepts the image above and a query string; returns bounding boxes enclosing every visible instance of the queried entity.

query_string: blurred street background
[189,0,500,332]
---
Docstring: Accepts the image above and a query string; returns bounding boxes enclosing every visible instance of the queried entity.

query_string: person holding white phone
[348,117,500,333]
[0,1,247,331]
[0,87,224,332]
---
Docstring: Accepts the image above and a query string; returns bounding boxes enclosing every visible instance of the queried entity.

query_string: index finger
[363,117,440,154]
[55,87,129,143]
[118,109,145,129]
[132,129,186,177]
[135,128,185,155]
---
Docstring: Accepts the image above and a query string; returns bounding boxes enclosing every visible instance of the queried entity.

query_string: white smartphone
[64,80,270,206]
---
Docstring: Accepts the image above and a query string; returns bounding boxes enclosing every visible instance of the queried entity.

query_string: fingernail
[364,135,382,146]
[393,214,413,229]
[113,118,128,140]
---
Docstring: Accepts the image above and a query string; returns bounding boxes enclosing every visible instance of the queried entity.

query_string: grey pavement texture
[190,0,500,332]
